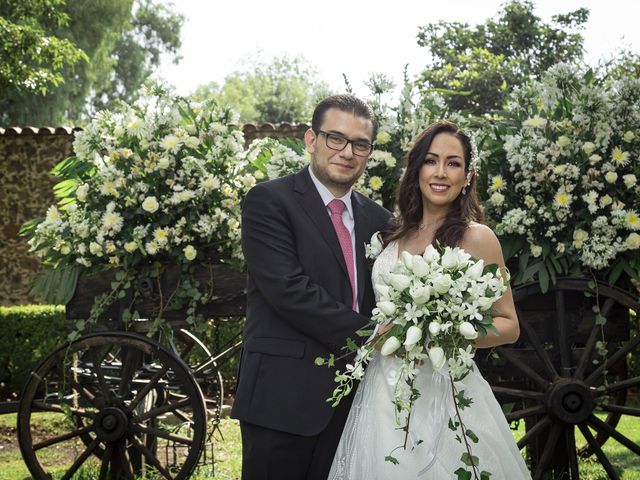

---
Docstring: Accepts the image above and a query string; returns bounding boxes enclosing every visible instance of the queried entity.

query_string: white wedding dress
[328,241,532,480]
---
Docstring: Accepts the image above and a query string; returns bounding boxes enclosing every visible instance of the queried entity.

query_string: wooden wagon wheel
[17,332,207,480]
[478,278,640,480]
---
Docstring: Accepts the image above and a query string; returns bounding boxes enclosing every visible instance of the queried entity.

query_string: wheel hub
[546,379,594,424]
[93,407,129,442]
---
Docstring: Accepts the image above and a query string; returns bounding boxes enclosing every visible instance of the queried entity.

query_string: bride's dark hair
[383,120,483,248]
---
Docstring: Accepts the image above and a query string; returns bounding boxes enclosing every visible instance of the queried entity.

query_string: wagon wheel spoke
[119,346,142,397]
[135,397,193,422]
[597,375,640,396]
[89,348,114,404]
[585,335,640,386]
[491,385,545,401]
[60,437,101,480]
[33,424,94,451]
[554,290,574,376]
[598,403,640,417]
[517,415,552,449]
[68,374,102,409]
[517,307,558,380]
[532,424,563,480]
[98,443,113,480]
[566,427,580,480]
[32,401,94,418]
[578,423,620,480]
[575,322,601,380]
[130,436,174,480]
[505,404,546,422]
[118,441,136,479]
[588,414,640,455]
[131,424,194,445]
[495,347,551,390]
[127,364,170,413]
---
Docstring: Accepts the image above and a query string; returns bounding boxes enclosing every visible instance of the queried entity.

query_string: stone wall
[0,123,308,306]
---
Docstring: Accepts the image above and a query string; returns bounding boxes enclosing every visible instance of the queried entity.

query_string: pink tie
[328,199,356,310]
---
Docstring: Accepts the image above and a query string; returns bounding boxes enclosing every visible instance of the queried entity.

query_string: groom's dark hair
[311,94,378,139]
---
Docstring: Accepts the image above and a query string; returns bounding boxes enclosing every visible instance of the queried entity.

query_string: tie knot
[328,199,346,216]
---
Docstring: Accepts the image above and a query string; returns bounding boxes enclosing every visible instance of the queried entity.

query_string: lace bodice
[371,241,398,300]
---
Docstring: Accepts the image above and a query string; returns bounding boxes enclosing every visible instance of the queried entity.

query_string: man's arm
[241,183,368,353]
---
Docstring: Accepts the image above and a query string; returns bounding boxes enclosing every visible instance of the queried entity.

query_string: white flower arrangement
[317,234,508,478]
[21,84,251,332]
[479,65,640,290]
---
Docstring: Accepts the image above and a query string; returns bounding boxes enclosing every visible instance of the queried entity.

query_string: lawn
[1,412,638,479]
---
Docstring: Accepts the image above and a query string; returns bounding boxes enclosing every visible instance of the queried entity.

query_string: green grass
[1,412,639,479]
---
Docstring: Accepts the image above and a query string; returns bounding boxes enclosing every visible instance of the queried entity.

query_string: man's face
[304,108,374,197]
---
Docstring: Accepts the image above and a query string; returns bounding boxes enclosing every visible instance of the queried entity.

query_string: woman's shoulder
[460,222,503,262]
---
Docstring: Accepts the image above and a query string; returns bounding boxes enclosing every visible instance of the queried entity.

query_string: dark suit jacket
[231,166,392,436]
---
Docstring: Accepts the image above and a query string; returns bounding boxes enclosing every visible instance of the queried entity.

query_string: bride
[329,121,532,479]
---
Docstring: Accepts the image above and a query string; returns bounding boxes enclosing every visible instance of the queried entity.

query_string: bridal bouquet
[318,234,508,479]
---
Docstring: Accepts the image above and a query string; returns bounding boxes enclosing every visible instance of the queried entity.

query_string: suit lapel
[352,192,369,309]
[294,167,350,279]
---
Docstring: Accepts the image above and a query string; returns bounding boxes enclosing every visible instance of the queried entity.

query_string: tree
[192,54,333,124]
[0,0,86,96]
[415,0,589,114]
[0,0,184,126]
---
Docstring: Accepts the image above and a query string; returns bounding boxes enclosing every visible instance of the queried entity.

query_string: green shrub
[0,305,67,393]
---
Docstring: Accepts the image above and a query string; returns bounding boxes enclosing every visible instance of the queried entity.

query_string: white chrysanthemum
[523,115,546,128]
[611,148,630,167]
[45,206,62,225]
[490,175,505,191]
[124,241,137,253]
[183,245,197,261]
[376,131,391,145]
[157,157,171,170]
[554,191,572,208]
[76,184,89,202]
[624,211,640,231]
[490,192,505,206]
[369,176,383,191]
[102,211,123,233]
[184,136,200,149]
[589,154,602,165]
[153,228,169,245]
[145,241,159,255]
[160,134,181,153]
[530,244,542,257]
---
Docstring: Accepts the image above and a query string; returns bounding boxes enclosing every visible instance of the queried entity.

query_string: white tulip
[441,248,459,269]
[428,321,441,337]
[374,284,392,300]
[411,255,430,277]
[466,259,485,280]
[377,301,397,317]
[459,321,479,340]
[386,273,412,291]
[381,336,401,356]
[428,346,446,371]
[403,325,423,348]
[401,251,414,270]
[423,244,440,263]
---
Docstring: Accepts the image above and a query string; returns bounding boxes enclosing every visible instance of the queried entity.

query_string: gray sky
[157,0,640,99]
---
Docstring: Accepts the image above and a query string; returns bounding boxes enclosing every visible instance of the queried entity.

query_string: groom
[232,94,392,479]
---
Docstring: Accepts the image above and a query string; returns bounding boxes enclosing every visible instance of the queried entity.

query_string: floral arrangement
[21,84,256,333]
[478,64,640,290]
[317,235,508,479]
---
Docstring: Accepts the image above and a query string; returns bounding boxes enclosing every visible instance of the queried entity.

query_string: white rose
[142,196,159,213]
[605,172,618,184]
[377,301,397,317]
[428,346,446,371]
[409,284,431,305]
[183,245,197,261]
[386,273,412,291]
[124,241,137,253]
[158,157,171,170]
[459,321,479,340]
[432,273,452,294]
[490,192,505,206]
[623,174,637,189]
[626,233,640,250]
[466,259,485,280]
[623,131,635,142]
[557,135,571,148]
[428,321,441,337]
[530,245,542,258]
[380,336,401,356]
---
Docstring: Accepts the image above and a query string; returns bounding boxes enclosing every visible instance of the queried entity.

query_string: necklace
[418,218,444,230]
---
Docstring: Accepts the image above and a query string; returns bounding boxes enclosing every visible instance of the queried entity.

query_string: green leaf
[454,467,472,480]
[314,357,325,366]
[461,452,479,467]
[385,455,399,465]
[465,429,479,443]
[480,471,493,480]
[538,264,549,293]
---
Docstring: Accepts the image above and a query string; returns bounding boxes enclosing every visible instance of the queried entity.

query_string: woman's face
[418,132,467,213]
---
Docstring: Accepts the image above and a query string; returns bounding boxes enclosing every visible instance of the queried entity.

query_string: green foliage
[191,54,333,124]
[0,305,66,392]
[0,0,184,125]
[0,0,87,96]
[416,0,588,114]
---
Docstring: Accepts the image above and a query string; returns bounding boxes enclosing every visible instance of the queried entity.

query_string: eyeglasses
[316,130,374,157]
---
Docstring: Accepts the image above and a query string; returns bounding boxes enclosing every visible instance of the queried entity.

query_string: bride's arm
[460,224,520,348]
